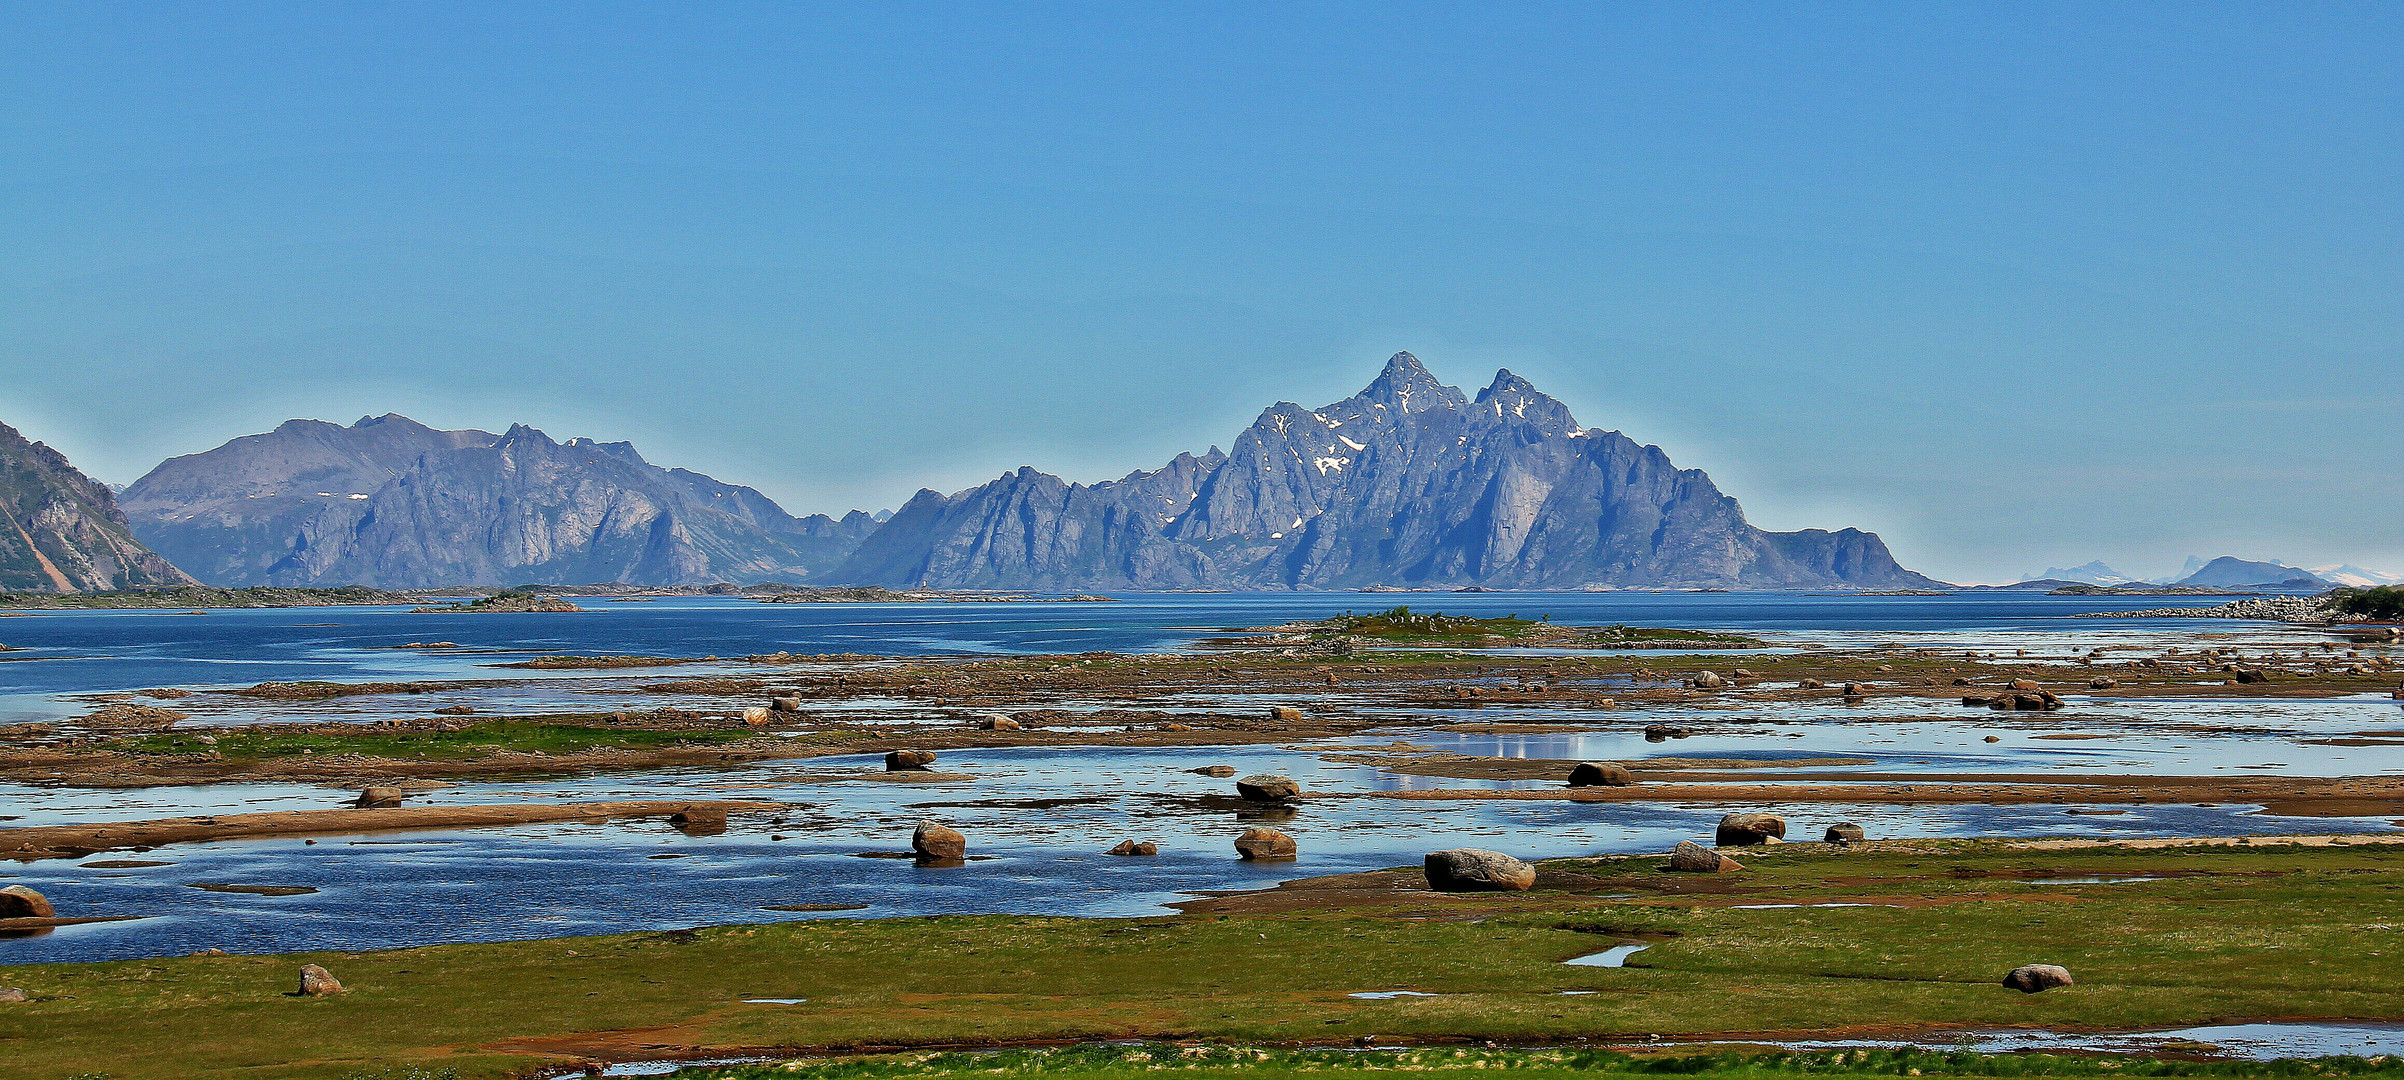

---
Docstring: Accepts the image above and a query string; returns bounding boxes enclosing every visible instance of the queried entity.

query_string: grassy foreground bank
[3,841,2401,1079]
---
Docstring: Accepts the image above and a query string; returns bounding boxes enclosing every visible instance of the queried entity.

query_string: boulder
[1840,682,1867,698]
[1234,827,1296,860]
[770,695,803,712]
[1666,840,1742,873]
[669,808,728,835]
[1690,671,1724,689]
[742,706,772,726]
[2088,676,2118,690]
[1269,706,1305,721]
[978,714,1021,731]
[1716,812,1787,846]
[1106,840,1159,856]
[353,786,405,809]
[912,822,967,862]
[1797,678,1825,689]
[297,964,343,996]
[1191,765,1237,777]
[1235,773,1302,802]
[2235,670,2270,684]
[1823,822,1867,844]
[886,749,939,771]
[1423,848,1536,892]
[0,886,55,919]
[2008,679,2043,692]
[0,987,24,1003]
[2002,964,2074,994]
[1566,761,1635,787]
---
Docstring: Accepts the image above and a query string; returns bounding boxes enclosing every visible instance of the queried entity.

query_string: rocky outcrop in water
[831,354,1937,591]
[122,414,878,587]
[0,422,197,593]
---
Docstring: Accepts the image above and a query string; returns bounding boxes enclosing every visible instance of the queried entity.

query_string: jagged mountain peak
[1353,351,1466,415]
[1,421,196,592]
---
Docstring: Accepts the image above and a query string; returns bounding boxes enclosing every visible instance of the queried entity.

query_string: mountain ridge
[1,422,197,593]
[828,354,1939,591]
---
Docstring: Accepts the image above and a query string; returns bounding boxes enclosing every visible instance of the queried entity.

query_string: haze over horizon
[5,4,2397,584]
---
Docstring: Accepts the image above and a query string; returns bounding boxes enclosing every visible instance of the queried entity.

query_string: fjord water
[0,591,2320,718]
[2,593,2396,963]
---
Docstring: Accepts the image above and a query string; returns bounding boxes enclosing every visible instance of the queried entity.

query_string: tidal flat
[1,594,2399,1076]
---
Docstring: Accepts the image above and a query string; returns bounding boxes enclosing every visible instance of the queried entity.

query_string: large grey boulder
[912,821,967,862]
[1716,812,1787,846]
[2002,964,2074,993]
[1666,841,1741,873]
[1236,773,1302,802]
[1423,849,1536,892]
[1566,762,1634,787]
[1690,671,1724,689]
[297,964,343,996]
[0,886,54,919]
[1234,827,1296,860]
[1823,822,1867,844]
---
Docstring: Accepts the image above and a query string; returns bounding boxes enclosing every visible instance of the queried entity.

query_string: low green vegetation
[0,585,413,609]
[2335,586,2404,621]
[677,1044,2404,1080]
[5,842,2401,1080]
[110,719,757,760]
[1328,605,1545,640]
[1299,607,1764,649]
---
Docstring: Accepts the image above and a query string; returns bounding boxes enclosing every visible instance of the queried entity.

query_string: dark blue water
[0,592,2266,719]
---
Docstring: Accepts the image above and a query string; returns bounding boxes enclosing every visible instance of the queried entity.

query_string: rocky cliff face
[124,416,875,587]
[0,422,198,592]
[831,354,1938,590]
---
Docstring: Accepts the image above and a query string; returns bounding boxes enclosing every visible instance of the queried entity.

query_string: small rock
[1840,682,1867,698]
[770,695,803,712]
[297,964,343,996]
[0,886,55,919]
[1984,735,2002,743]
[1234,827,1296,860]
[353,786,405,809]
[1689,671,1723,689]
[978,714,1021,731]
[2007,678,2043,692]
[1191,765,1237,777]
[1666,840,1742,873]
[1716,812,1787,846]
[2088,676,2118,690]
[669,808,728,835]
[1797,678,1825,689]
[2002,964,2074,993]
[0,987,25,1003]
[1823,822,1866,844]
[1269,705,1305,721]
[1106,840,1159,856]
[912,821,967,862]
[1423,848,1536,892]
[1566,761,1635,787]
[1235,773,1302,802]
[886,749,939,772]
[434,704,475,715]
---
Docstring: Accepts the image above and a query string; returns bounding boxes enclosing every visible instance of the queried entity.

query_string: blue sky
[3,3,2396,583]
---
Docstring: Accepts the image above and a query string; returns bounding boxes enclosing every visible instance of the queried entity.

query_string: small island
[409,592,583,614]
[1230,605,1766,651]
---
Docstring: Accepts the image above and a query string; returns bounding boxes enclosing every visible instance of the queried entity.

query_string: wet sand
[0,798,785,860]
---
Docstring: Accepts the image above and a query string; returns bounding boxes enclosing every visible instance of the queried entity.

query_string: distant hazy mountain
[2031,560,2139,586]
[123,415,876,587]
[0,421,197,592]
[2172,556,2329,590]
[2310,564,2402,588]
[831,353,1939,591]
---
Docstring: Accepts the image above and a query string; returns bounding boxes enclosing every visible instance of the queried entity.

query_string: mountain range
[833,354,1936,590]
[0,422,197,593]
[120,415,875,588]
[28,354,1943,591]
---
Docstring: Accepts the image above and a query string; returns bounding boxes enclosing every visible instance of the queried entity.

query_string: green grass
[677,1044,2404,1080]
[109,719,758,760]
[1324,605,1546,640]
[4,843,2401,1079]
